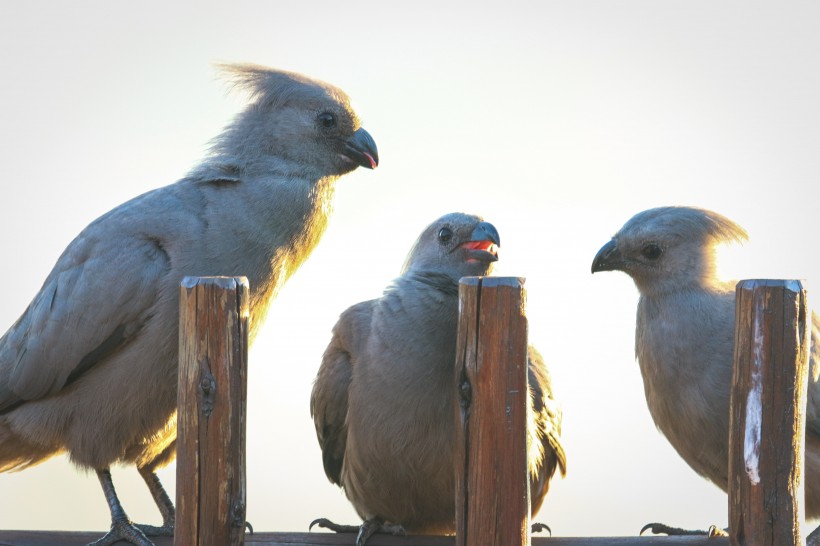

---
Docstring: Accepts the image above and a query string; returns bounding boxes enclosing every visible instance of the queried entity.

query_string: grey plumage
[311,213,566,541]
[591,206,820,519]
[0,64,378,546]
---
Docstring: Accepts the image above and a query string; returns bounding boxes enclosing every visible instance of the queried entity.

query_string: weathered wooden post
[728,279,810,546]
[176,276,249,546]
[454,277,530,546]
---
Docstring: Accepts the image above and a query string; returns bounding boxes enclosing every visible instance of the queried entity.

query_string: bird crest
[215,63,351,112]
[621,206,748,246]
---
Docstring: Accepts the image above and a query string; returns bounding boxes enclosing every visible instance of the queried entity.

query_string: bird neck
[181,168,337,342]
[405,271,459,296]
[636,287,734,379]
[248,178,336,336]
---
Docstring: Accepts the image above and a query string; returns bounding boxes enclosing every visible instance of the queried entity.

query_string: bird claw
[309,517,361,533]
[87,518,154,546]
[308,517,404,546]
[640,522,725,536]
[356,518,405,546]
[531,522,552,535]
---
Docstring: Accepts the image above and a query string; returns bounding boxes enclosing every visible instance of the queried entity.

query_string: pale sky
[0,0,818,538]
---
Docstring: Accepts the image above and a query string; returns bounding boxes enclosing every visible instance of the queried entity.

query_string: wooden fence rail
[0,530,729,546]
[0,276,809,546]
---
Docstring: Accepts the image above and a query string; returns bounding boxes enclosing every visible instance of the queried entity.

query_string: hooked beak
[591,239,623,273]
[342,127,379,169]
[459,221,501,263]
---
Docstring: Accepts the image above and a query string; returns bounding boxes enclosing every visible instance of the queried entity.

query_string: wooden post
[728,279,810,546]
[176,276,249,546]
[454,277,530,546]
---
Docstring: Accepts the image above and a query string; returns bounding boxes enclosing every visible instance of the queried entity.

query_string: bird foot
[87,518,155,546]
[641,522,727,537]
[531,522,552,535]
[309,517,405,546]
[356,518,406,546]
[135,523,174,537]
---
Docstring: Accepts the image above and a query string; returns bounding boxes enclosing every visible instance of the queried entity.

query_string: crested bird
[311,212,566,545]
[0,63,378,546]
[591,206,819,534]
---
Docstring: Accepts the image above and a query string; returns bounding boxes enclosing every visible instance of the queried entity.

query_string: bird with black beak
[592,206,820,538]
[0,63,378,546]
[311,212,566,545]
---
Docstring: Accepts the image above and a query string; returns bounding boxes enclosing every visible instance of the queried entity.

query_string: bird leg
[135,465,175,537]
[146,460,252,535]
[88,468,154,546]
[641,522,728,537]
[310,517,405,546]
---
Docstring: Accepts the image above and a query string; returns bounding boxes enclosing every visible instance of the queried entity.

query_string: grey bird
[0,64,378,546]
[591,206,820,533]
[310,212,566,545]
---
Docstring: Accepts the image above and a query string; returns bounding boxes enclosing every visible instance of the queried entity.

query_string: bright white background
[0,0,818,537]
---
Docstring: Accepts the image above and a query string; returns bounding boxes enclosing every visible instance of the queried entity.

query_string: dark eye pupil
[437,228,452,242]
[642,243,662,260]
[319,112,336,128]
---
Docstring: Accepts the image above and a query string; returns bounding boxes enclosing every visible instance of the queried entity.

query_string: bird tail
[0,417,59,472]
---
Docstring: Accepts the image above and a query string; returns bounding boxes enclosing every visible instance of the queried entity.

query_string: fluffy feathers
[0,63,377,545]
[592,206,819,518]
[312,213,565,538]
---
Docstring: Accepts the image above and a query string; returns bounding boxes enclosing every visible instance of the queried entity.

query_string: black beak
[471,222,501,247]
[591,239,622,273]
[343,127,379,169]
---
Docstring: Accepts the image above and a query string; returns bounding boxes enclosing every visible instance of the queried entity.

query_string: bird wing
[311,300,374,485]
[0,222,168,411]
[526,346,566,517]
[527,345,567,479]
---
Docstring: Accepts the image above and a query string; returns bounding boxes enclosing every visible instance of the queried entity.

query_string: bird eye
[317,112,337,129]
[437,227,453,243]
[641,243,663,260]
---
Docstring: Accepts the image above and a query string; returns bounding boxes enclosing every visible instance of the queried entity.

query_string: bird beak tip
[591,240,620,274]
[344,127,379,170]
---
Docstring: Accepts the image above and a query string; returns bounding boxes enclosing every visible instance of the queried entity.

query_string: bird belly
[641,362,731,490]
[5,325,179,470]
[341,386,457,533]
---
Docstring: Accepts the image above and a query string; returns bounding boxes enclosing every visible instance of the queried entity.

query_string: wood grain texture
[177,276,250,546]
[455,277,530,546]
[728,279,810,546]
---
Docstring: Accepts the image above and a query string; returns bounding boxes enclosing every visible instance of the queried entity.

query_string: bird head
[591,206,748,296]
[401,213,501,282]
[214,64,378,177]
